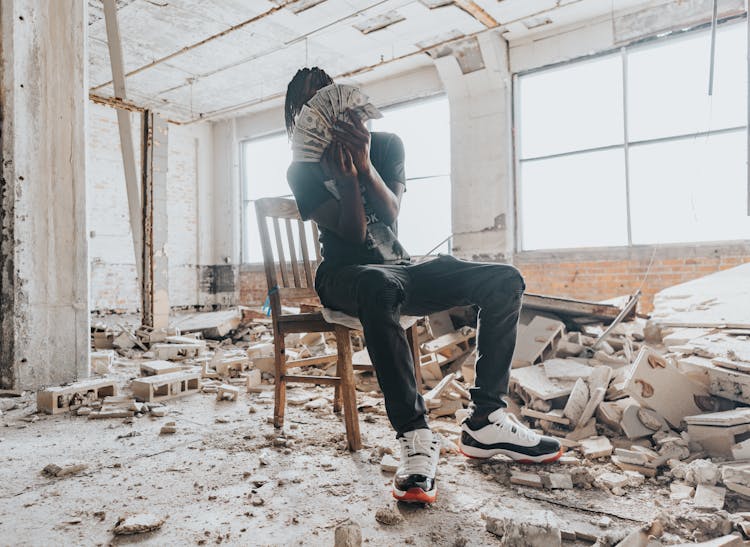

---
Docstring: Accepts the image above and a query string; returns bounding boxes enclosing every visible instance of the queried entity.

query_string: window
[241,132,292,263]
[241,95,452,262]
[516,21,749,251]
[370,94,452,256]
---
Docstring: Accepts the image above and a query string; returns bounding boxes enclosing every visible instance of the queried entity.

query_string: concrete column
[142,111,169,329]
[0,0,89,389]
[434,30,515,262]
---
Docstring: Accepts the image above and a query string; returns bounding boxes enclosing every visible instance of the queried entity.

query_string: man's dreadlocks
[284,67,333,139]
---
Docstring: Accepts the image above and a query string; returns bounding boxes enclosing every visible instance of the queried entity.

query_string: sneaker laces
[398,430,439,477]
[492,411,540,443]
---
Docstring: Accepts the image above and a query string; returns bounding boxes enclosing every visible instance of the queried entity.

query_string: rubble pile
[30,263,750,545]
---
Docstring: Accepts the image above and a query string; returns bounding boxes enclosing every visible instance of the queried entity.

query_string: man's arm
[307,142,367,244]
[333,111,404,225]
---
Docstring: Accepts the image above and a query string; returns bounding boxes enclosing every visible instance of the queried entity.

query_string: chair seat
[321,308,419,331]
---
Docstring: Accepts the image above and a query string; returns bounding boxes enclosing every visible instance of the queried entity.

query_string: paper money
[291,83,383,162]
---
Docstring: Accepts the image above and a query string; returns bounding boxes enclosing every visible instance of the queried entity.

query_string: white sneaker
[392,428,440,503]
[459,409,562,463]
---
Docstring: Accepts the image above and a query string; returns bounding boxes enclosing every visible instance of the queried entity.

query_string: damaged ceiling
[88,0,675,123]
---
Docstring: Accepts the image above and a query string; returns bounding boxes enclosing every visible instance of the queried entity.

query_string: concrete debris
[42,463,87,478]
[484,508,562,547]
[379,454,399,474]
[334,519,362,547]
[113,513,165,535]
[693,484,726,510]
[374,506,404,526]
[160,421,177,435]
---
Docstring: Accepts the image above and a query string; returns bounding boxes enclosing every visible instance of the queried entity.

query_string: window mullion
[622,46,633,247]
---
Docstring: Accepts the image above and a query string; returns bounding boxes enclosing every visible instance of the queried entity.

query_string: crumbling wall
[87,103,214,312]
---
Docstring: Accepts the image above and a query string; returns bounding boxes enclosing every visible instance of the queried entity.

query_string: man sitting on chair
[284,67,562,504]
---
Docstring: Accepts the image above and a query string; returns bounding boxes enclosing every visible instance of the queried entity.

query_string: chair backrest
[254,197,322,317]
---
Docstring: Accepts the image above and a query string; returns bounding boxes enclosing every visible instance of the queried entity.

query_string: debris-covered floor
[3,264,750,546]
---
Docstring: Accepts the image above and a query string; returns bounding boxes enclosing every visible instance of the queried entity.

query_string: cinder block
[217,384,240,402]
[37,379,118,415]
[131,371,201,403]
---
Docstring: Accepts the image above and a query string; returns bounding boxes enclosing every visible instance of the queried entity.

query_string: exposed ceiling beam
[454,0,498,28]
[91,1,292,92]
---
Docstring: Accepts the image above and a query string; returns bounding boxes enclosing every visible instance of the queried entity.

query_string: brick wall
[515,243,750,313]
[238,243,750,313]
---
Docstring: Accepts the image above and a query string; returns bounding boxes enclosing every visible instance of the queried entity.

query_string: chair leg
[334,325,361,451]
[407,323,423,393]
[273,331,286,429]
[333,384,342,414]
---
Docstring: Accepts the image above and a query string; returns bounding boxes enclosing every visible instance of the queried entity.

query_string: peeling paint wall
[0,0,89,389]
[87,103,214,312]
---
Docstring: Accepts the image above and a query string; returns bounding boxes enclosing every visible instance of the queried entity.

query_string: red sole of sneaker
[392,487,437,504]
[459,446,564,464]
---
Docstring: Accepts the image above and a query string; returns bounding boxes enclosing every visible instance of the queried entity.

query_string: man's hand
[333,109,371,175]
[322,141,358,184]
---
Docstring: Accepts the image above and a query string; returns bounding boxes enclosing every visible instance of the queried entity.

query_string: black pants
[315,255,525,435]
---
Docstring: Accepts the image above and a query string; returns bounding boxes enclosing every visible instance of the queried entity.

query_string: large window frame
[240,93,452,263]
[513,16,748,254]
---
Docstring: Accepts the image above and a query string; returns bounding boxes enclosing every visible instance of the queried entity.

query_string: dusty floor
[1,385,683,547]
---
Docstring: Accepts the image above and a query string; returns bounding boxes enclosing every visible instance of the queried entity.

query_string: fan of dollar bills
[291,83,382,162]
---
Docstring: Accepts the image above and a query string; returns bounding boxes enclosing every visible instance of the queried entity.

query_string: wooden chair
[255,197,422,451]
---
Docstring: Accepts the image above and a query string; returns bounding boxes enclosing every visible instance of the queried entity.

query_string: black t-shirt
[287,131,411,266]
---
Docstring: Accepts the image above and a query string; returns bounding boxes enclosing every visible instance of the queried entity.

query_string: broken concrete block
[684,459,721,486]
[131,371,201,403]
[694,484,726,510]
[380,454,399,474]
[542,473,573,490]
[595,472,629,490]
[613,448,650,466]
[160,421,177,435]
[90,350,115,375]
[670,482,695,501]
[334,519,362,547]
[624,347,708,428]
[563,378,589,427]
[37,379,117,415]
[485,508,562,547]
[566,418,596,442]
[580,436,613,459]
[542,359,593,381]
[621,403,660,440]
[139,360,182,377]
[510,471,543,488]
[611,456,657,478]
[151,342,203,361]
[245,369,262,391]
[510,366,575,401]
[42,463,87,478]
[374,506,403,526]
[216,384,240,402]
[113,513,165,535]
[512,316,565,369]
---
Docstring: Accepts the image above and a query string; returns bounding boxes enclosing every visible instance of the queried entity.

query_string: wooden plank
[255,201,282,322]
[277,287,318,300]
[522,293,628,323]
[335,325,361,451]
[284,374,340,385]
[284,218,301,288]
[102,0,143,286]
[272,217,289,287]
[297,220,314,288]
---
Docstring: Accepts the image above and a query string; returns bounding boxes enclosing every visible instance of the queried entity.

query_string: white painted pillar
[433,30,515,262]
[0,0,89,389]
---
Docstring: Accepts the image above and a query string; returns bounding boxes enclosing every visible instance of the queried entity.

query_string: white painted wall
[1,0,89,389]
[87,103,213,311]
